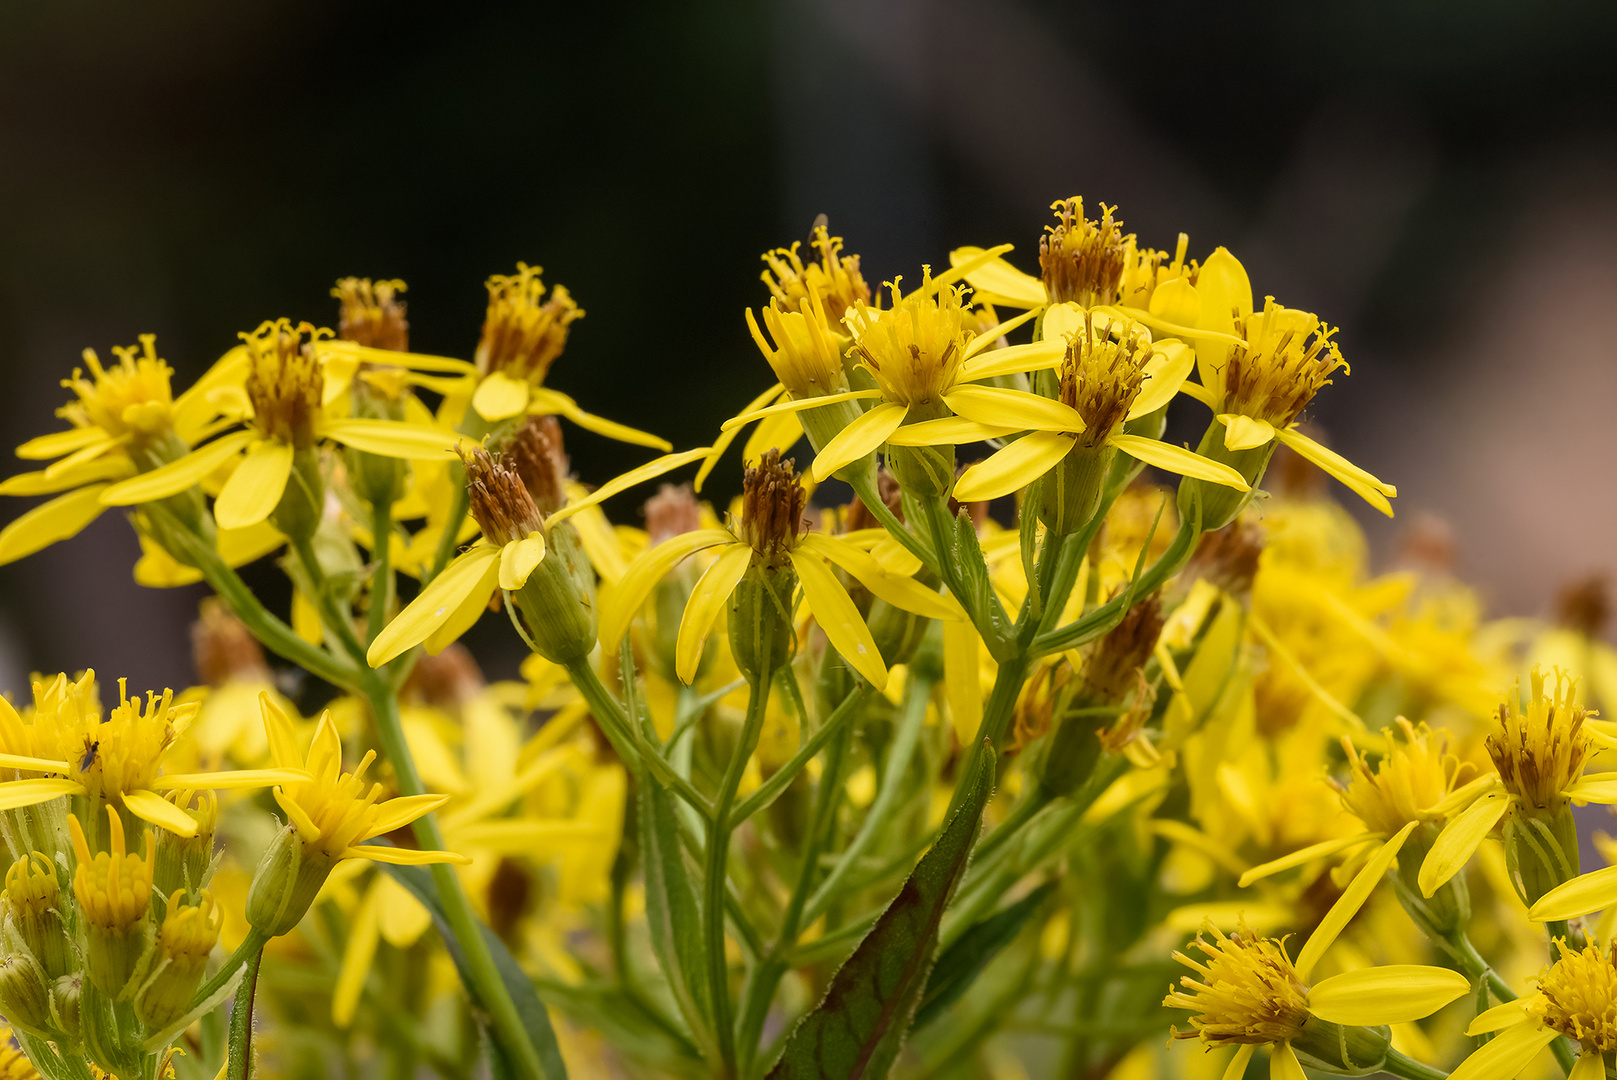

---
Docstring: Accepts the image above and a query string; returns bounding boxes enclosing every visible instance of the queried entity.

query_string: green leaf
[912,880,1055,1030]
[376,861,569,1080]
[638,773,718,1060]
[766,741,998,1080]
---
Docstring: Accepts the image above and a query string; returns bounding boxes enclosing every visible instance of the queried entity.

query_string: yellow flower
[0,1029,42,1080]
[601,451,963,689]
[760,222,871,317]
[946,309,1246,504]
[0,334,243,564]
[332,277,410,351]
[1166,822,1466,1079]
[1453,939,1617,1080]
[97,319,470,530]
[367,443,713,667]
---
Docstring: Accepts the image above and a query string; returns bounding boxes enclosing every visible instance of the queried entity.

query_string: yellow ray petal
[796,533,963,621]
[1294,821,1415,982]
[598,528,737,648]
[528,388,672,451]
[1270,1042,1305,1080]
[171,345,251,438]
[344,844,472,866]
[1446,1023,1557,1080]
[943,619,982,744]
[957,340,1066,382]
[153,768,310,790]
[942,385,1084,433]
[214,439,295,530]
[1565,774,1617,803]
[218,520,287,569]
[423,554,503,656]
[367,793,453,837]
[99,430,255,506]
[741,409,804,465]
[929,243,1016,294]
[122,789,199,837]
[1306,965,1470,1025]
[471,371,532,421]
[321,419,467,460]
[789,547,887,689]
[15,425,105,461]
[545,447,713,529]
[367,544,502,667]
[947,246,1046,308]
[316,341,477,375]
[695,383,783,492]
[884,417,1018,447]
[0,484,112,565]
[1107,433,1250,489]
[0,457,132,497]
[1237,832,1381,887]
[1467,999,1533,1036]
[332,881,381,1028]
[961,307,1042,359]
[375,871,432,948]
[498,533,548,591]
[1419,792,1507,897]
[1042,303,1141,344]
[1217,414,1276,452]
[0,778,86,811]
[1127,341,1195,419]
[1530,864,1617,922]
[0,753,70,773]
[1274,427,1396,518]
[953,431,1073,502]
[1221,1046,1254,1080]
[258,692,303,771]
[719,388,884,432]
[808,402,908,482]
[1568,1049,1606,1080]
[674,543,752,684]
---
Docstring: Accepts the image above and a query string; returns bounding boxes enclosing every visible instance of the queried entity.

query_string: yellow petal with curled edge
[789,547,887,689]
[0,778,85,811]
[1447,1022,1557,1080]
[1530,864,1617,922]
[1237,831,1380,887]
[719,388,883,432]
[0,484,111,565]
[332,882,380,1027]
[367,544,502,667]
[1274,427,1397,518]
[321,419,467,460]
[1217,413,1276,452]
[528,387,673,451]
[953,431,1073,503]
[0,457,131,497]
[957,339,1066,382]
[797,532,963,621]
[675,543,753,684]
[1108,433,1250,490]
[214,439,294,529]
[943,619,982,744]
[599,528,737,647]
[947,246,1046,308]
[1270,1042,1305,1080]
[1467,998,1533,1036]
[1569,1048,1607,1080]
[344,844,472,866]
[15,425,105,461]
[696,383,782,492]
[943,385,1084,433]
[122,789,199,837]
[0,753,70,773]
[366,793,453,837]
[1306,965,1470,1025]
[1294,821,1415,982]
[546,447,713,529]
[153,769,309,790]
[809,402,908,482]
[741,409,804,465]
[472,371,531,421]
[962,306,1042,359]
[1127,341,1195,419]
[1419,791,1507,897]
[99,429,255,506]
[885,416,1017,447]
[498,532,547,591]
[1221,1046,1254,1080]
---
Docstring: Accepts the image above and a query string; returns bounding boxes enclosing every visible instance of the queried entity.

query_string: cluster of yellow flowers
[1,195,1615,1080]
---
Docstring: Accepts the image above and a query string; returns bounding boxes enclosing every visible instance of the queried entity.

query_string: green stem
[362,675,545,1080]
[727,686,868,826]
[190,929,270,1013]
[1381,1048,1450,1080]
[293,535,367,665]
[1032,515,1201,655]
[706,668,772,1078]
[567,658,714,820]
[425,467,469,587]
[972,786,1053,864]
[368,498,395,645]
[946,652,1032,819]
[225,946,264,1080]
[847,468,931,568]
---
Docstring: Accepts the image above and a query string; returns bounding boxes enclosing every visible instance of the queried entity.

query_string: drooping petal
[796,532,963,621]
[344,844,472,866]
[1467,999,1532,1036]
[365,793,453,837]
[1270,1042,1305,1080]
[957,340,1066,382]
[809,402,908,482]
[1567,773,1617,803]
[1274,427,1397,518]
[422,555,503,656]
[152,768,310,790]
[1568,1049,1607,1080]
[331,881,380,1028]
[789,547,887,689]
[1127,341,1195,419]
[1418,792,1507,897]
[953,432,1073,502]
[885,416,1019,447]
[258,692,304,771]
[214,440,295,530]
[122,789,200,837]
[674,543,753,684]
[471,371,532,421]
[498,533,548,592]
[942,385,1084,433]
[1217,414,1276,452]
[1294,821,1415,981]
[1529,864,1617,922]
[695,383,783,492]
[0,484,112,565]
[321,419,468,460]
[367,544,502,667]
[1446,1023,1558,1080]
[99,430,256,506]
[947,246,1046,308]
[1237,832,1381,887]
[0,457,132,497]
[1108,433,1250,489]
[598,528,737,647]
[545,447,713,529]
[719,388,884,432]
[1306,966,1470,1025]
[1221,1046,1254,1080]
[528,387,672,451]
[944,620,983,744]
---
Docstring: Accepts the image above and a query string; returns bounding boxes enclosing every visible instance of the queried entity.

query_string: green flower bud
[136,890,221,1031]
[3,853,71,980]
[0,953,53,1037]
[270,447,326,545]
[1292,1015,1391,1077]
[1038,443,1115,536]
[729,565,797,682]
[1177,420,1274,533]
[886,401,955,497]
[68,811,152,999]
[345,371,411,508]
[49,974,80,1043]
[246,825,337,939]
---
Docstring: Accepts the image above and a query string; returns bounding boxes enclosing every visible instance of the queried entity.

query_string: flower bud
[50,973,80,1041]
[1291,1016,1391,1077]
[153,791,216,902]
[245,824,336,939]
[475,264,582,385]
[729,451,805,680]
[1489,668,1589,905]
[136,890,221,1031]
[3,853,71,980]
[503,415,569,516]
[0,954,53,1037]
[1177,420,1274,533]
[345,370,411,507]
[242,320,328,543]
[68,811,153,998]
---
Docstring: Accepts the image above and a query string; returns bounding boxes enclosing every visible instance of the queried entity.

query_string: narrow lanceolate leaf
[766,742,998,1080]
[637,774,716,1059]
[913,880,1055,1030]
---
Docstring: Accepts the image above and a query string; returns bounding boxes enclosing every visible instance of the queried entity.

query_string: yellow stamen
[1489,667,1592,810]
[1531,939,1617,1052]
[1164,918,1310,1047]
[474,263,583,384]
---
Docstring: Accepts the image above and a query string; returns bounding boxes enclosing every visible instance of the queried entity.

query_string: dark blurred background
[4,0,1616,694]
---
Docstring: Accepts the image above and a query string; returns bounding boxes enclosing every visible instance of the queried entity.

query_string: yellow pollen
[1057,315,1152,445]
[845,270,975,407]
[1487,667,1592,810]
[1218,298,1346,427]
[59,334,175,443]
[62,679,187,799]
[1164,920,1310,1047]
[760,223,871,317]
[1531,940,1617,1052]
[1337,718,1474,834]
[69,808,154,931]
[1039,197,1132,308]
[746,286,849,399]
[242,319,329,450]
[474,263,583,384]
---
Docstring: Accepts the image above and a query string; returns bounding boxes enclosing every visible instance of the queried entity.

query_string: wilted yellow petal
[214,439,294,530]
[1294,821,1415,981]
[1419,792,1507,897]
[674,543,752,684]
[1306,966,1469,1025]
[789,547,887,689]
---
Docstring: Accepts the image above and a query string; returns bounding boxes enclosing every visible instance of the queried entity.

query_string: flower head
[1489,667,1591,810]
[747,288,849,400]
[463,444,547,548]
[60,336,175,446]
[332,277,409,351]
[736,450,807,568]
[1532,940,1617,1053]
[1338,718,1476,835]
[1166,919,1310,1047]
[761,222,870,317]
[1056,312,1153,448]
[68,809,153,932]
[3,853,58,920]
[846,271,975,408]
[1218,300,1346,430]
[474,263,583,385]
[502,415,570,516]
[1039,197,1131,308]
[243,319,328,451]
